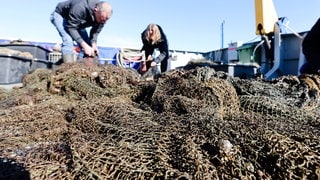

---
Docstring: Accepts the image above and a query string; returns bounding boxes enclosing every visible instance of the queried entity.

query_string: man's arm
[65,6,86,45]
[90,24,104,45]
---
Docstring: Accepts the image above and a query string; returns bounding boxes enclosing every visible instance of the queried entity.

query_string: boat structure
[0,0,309,86]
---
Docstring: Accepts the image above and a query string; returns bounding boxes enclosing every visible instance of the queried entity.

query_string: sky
[0,0,319,52]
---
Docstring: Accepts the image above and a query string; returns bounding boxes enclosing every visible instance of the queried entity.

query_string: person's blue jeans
[50,11,90,58]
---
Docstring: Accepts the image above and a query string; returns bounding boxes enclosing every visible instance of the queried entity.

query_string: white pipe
[265,21,281,79]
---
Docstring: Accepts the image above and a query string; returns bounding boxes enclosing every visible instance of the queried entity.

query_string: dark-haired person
[300,18,320,74]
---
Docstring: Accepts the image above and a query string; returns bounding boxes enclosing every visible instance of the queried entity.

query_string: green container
[237,43,261,65]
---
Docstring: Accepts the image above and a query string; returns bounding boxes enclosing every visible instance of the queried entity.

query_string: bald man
[51,0,112,63]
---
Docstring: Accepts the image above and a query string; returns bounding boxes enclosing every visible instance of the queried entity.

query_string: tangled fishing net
[0,61,319,179]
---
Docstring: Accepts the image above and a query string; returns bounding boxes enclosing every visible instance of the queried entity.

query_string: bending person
[51,0,112,63]
[140,23,169,75]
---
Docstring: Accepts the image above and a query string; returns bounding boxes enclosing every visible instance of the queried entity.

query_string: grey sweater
[55,0,104,45]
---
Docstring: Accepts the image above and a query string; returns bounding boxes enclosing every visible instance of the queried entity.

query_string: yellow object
[255,0,278,35]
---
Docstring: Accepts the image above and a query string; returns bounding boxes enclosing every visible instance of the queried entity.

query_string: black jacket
[55,0,104,45]
[302,18,320,62]
[141,25,169,64]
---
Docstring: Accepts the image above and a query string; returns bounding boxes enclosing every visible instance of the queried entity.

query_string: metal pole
[221,20,225,49]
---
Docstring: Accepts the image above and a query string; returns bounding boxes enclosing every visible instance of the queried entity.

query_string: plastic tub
[0,44,50,60]
[0,55,31,84]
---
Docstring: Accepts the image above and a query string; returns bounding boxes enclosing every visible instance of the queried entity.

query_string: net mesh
[0,63,319,179]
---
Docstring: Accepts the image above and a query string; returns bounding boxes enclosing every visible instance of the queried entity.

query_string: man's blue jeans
[50,11,90,58]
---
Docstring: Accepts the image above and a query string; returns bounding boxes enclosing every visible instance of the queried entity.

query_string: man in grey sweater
[50,0,112,63]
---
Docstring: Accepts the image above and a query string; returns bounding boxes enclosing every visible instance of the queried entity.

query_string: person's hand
[81,42,94,56]
[91,43,99,56]
[147,55,152,61]
[146,55,156,66]
[150,61,157,67]
[84,46,94,56]
[81,42,97,57]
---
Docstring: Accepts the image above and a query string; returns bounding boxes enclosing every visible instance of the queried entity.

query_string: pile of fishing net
[0,62,319,179]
